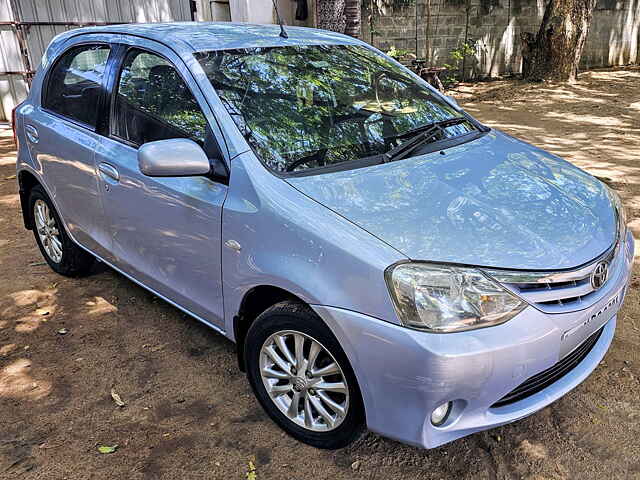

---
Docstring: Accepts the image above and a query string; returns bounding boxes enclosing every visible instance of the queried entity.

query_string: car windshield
[195,44,477,173]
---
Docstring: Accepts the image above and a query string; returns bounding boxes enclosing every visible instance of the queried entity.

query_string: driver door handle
[98,162,119,182]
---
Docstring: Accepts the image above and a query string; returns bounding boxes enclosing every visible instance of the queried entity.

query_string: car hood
[286,130,617,270]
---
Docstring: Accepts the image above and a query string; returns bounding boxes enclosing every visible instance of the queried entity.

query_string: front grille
[491,326,603,408]
[484,239,623,314]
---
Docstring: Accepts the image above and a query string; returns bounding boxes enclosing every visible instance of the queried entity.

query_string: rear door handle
[98,162,119,182]
[25,124,39,144]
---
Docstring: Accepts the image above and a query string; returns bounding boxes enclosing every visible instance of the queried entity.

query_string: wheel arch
[233,285,308,371]
[18,169,42,230]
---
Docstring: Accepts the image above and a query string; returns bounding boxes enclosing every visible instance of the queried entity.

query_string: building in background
[0,0,316,122]
[196,0,316,26]
[2,0,637,122]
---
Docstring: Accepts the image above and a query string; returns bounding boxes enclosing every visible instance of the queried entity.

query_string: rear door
[26,37,115,259]
[94,39,229,328]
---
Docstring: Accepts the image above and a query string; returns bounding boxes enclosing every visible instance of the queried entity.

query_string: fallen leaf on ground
[246,460,257,480]
[110,388,125,407]
[56,328,68,335]
[97,445,118,454]
[5,175,16,180]
[36,308,50,316]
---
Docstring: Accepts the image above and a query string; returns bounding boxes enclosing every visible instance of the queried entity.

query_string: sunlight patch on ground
[86,296,118,315]
[0,343,17,356]
[3,287,58,333]
[544,112,626,127]
[0,193,19,206]
[0,358,52,400]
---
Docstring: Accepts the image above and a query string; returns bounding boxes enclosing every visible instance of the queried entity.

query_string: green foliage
[443,40,477,86]
[246,460,257,480]
[386,46,414,61]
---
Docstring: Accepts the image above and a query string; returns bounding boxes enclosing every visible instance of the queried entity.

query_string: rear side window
[112,49,207,146]
[44,44,110,127]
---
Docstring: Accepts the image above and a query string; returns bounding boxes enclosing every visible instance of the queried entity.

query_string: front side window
[112,49,207,146]
[196,44,478,174]
[44,44,110,127]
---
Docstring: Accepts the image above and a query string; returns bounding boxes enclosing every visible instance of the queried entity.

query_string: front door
[95,43,228,328]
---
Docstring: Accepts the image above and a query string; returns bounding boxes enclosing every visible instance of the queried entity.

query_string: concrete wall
[361,0,640,78]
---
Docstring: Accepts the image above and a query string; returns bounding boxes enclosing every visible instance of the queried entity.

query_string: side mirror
[445,95,460,110]
[138,138,211,177]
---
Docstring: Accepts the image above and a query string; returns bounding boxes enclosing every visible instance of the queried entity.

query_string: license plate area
[559,289,620,358]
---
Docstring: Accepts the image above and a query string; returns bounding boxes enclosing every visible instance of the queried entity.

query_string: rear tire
[245,301,365,449]
[29,185,95,276]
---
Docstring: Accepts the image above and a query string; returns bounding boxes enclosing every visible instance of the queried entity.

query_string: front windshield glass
[195,44,477,173]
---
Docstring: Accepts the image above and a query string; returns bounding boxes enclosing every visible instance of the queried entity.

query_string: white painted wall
[197,0,315,27]
[229,0,315,26]
[230,0,273,23]
[195,1,231,21]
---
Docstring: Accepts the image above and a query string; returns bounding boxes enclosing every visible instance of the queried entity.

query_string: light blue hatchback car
[13,22,634,449]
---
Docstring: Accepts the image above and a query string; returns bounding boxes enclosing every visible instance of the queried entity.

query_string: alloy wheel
[259,330,349,432]
[34,199,62,263]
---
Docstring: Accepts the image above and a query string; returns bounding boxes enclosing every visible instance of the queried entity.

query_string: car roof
[67,22,361,52]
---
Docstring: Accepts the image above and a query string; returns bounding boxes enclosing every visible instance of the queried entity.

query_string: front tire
[245,301,365,449]
[29,185,95,276]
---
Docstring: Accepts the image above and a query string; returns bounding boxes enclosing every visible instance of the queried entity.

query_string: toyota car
[13,23,633,449]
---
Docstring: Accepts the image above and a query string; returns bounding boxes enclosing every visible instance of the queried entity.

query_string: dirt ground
[1,67,639,480]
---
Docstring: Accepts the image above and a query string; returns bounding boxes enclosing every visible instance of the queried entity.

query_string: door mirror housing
[138,138,211,177]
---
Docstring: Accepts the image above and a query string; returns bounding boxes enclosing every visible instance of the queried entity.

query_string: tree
[522,0,597,82]
[316,0,347,33]
[315,0,361,37]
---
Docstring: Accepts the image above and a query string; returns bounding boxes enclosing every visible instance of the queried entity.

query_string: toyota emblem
[591,261,609,289]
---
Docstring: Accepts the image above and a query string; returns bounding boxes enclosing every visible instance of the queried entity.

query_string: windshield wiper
[381,117,469,163]
[382,126,440,163]
[392,117,468,140]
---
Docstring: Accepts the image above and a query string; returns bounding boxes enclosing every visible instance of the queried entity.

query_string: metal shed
[0,0,195,122]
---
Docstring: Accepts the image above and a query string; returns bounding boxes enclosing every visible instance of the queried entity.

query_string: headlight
[385,263,527,333]
[607,187,627,238]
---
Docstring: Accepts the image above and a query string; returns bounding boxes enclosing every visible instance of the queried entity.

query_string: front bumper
[313,231,634,449]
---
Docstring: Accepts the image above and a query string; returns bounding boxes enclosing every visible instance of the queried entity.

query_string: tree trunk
[315,0,360,37]
[344,0,361,37]
[316,0,347,33]
[523,0,597,82]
